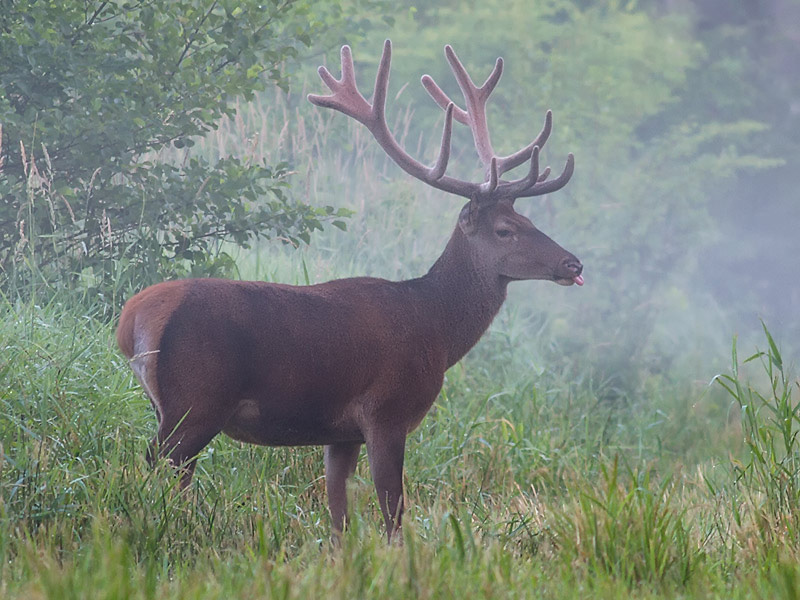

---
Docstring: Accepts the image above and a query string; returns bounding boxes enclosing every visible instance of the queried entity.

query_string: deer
[116,40,583,542]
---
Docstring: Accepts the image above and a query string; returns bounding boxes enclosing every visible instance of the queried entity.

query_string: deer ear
[457,200,481,234]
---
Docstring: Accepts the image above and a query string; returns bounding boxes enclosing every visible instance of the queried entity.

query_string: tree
[0,0,352,301]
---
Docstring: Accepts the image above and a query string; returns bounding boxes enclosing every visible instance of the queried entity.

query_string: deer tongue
[573,275,584,286]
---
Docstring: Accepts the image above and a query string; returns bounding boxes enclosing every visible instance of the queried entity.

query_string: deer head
[308,40,583,288]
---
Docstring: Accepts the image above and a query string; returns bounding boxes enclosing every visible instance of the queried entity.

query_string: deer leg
[365,431,406,542]
[153,406,222,489]
[324,442,362,534]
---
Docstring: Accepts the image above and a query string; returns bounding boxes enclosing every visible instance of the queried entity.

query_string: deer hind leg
[131,325,231,488]
[324,442,362,535]
[150,400,224,489]
[365,430,406,543]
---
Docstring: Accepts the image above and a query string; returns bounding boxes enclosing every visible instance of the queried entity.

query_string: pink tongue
[573,275,584,286]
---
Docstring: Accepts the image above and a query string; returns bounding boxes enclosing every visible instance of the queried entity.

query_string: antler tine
[479,158,499,194]
[371,40,392,122]
[480,57,503,100]
[505,153,574,199]
[430,103,454,180]
[421,75,469,125]
[537,166,551,182]
[515,145,540,191]
[340,44,357,86]
[443,45,502,170]
[495,110,553,177]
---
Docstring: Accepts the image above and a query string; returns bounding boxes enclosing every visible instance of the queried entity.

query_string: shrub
[0,1,352,302]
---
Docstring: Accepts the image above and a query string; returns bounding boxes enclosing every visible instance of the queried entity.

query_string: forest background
[1,1,799,598]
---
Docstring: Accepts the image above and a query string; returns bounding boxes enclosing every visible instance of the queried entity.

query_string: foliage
[660,0,800,344]
[715,324,800,547]
[0,293,796,599]
[551,456,696,586]
[0,0,353,300]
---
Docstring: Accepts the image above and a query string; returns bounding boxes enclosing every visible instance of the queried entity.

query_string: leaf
[761,321,783,372]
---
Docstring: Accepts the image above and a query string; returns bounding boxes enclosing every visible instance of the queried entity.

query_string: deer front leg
[365,430,406,542]
[324,442,362,534]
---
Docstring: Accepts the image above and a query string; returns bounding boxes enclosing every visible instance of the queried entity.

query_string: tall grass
[714,324,800,548]
[1,291,799,598]
[551,456,696,586]
[2,87,798,597]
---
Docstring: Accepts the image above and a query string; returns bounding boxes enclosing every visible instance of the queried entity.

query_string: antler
[308,40,574,202]
[308,41,474,198]
[422,45,574,200]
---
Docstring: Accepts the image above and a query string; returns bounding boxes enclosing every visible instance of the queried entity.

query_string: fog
[212,0,800,396]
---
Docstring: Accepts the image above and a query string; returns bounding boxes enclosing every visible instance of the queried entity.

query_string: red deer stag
[116,40,583,541]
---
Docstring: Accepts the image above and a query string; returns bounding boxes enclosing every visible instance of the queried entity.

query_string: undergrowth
[0,39,796,600]
[1,295,798,598]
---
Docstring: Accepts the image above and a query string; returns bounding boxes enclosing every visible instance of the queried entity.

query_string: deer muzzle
[555,256,584,286]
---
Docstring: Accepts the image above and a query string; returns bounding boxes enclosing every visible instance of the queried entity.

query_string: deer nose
[563,257,583,276]
[561,257,584,286]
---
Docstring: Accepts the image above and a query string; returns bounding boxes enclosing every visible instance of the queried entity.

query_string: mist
[206,0,797,398]
[3,1,800,590]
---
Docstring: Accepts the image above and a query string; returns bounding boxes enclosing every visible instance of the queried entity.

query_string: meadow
[2,86,799,599]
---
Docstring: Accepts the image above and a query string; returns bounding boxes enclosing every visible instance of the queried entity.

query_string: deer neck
[419,227,508,368]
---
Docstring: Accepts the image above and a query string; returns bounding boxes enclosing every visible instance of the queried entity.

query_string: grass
[1,86,798,599]
[1,292,799,598]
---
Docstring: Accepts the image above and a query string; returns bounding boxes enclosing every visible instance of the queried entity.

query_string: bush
[0,1,352,302]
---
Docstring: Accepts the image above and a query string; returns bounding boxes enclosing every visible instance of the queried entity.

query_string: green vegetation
[0,0,355,299]
[1,0,798,598]
[2,291,799,598]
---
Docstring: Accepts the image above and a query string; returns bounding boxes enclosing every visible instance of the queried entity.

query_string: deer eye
[495,228,514,239]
